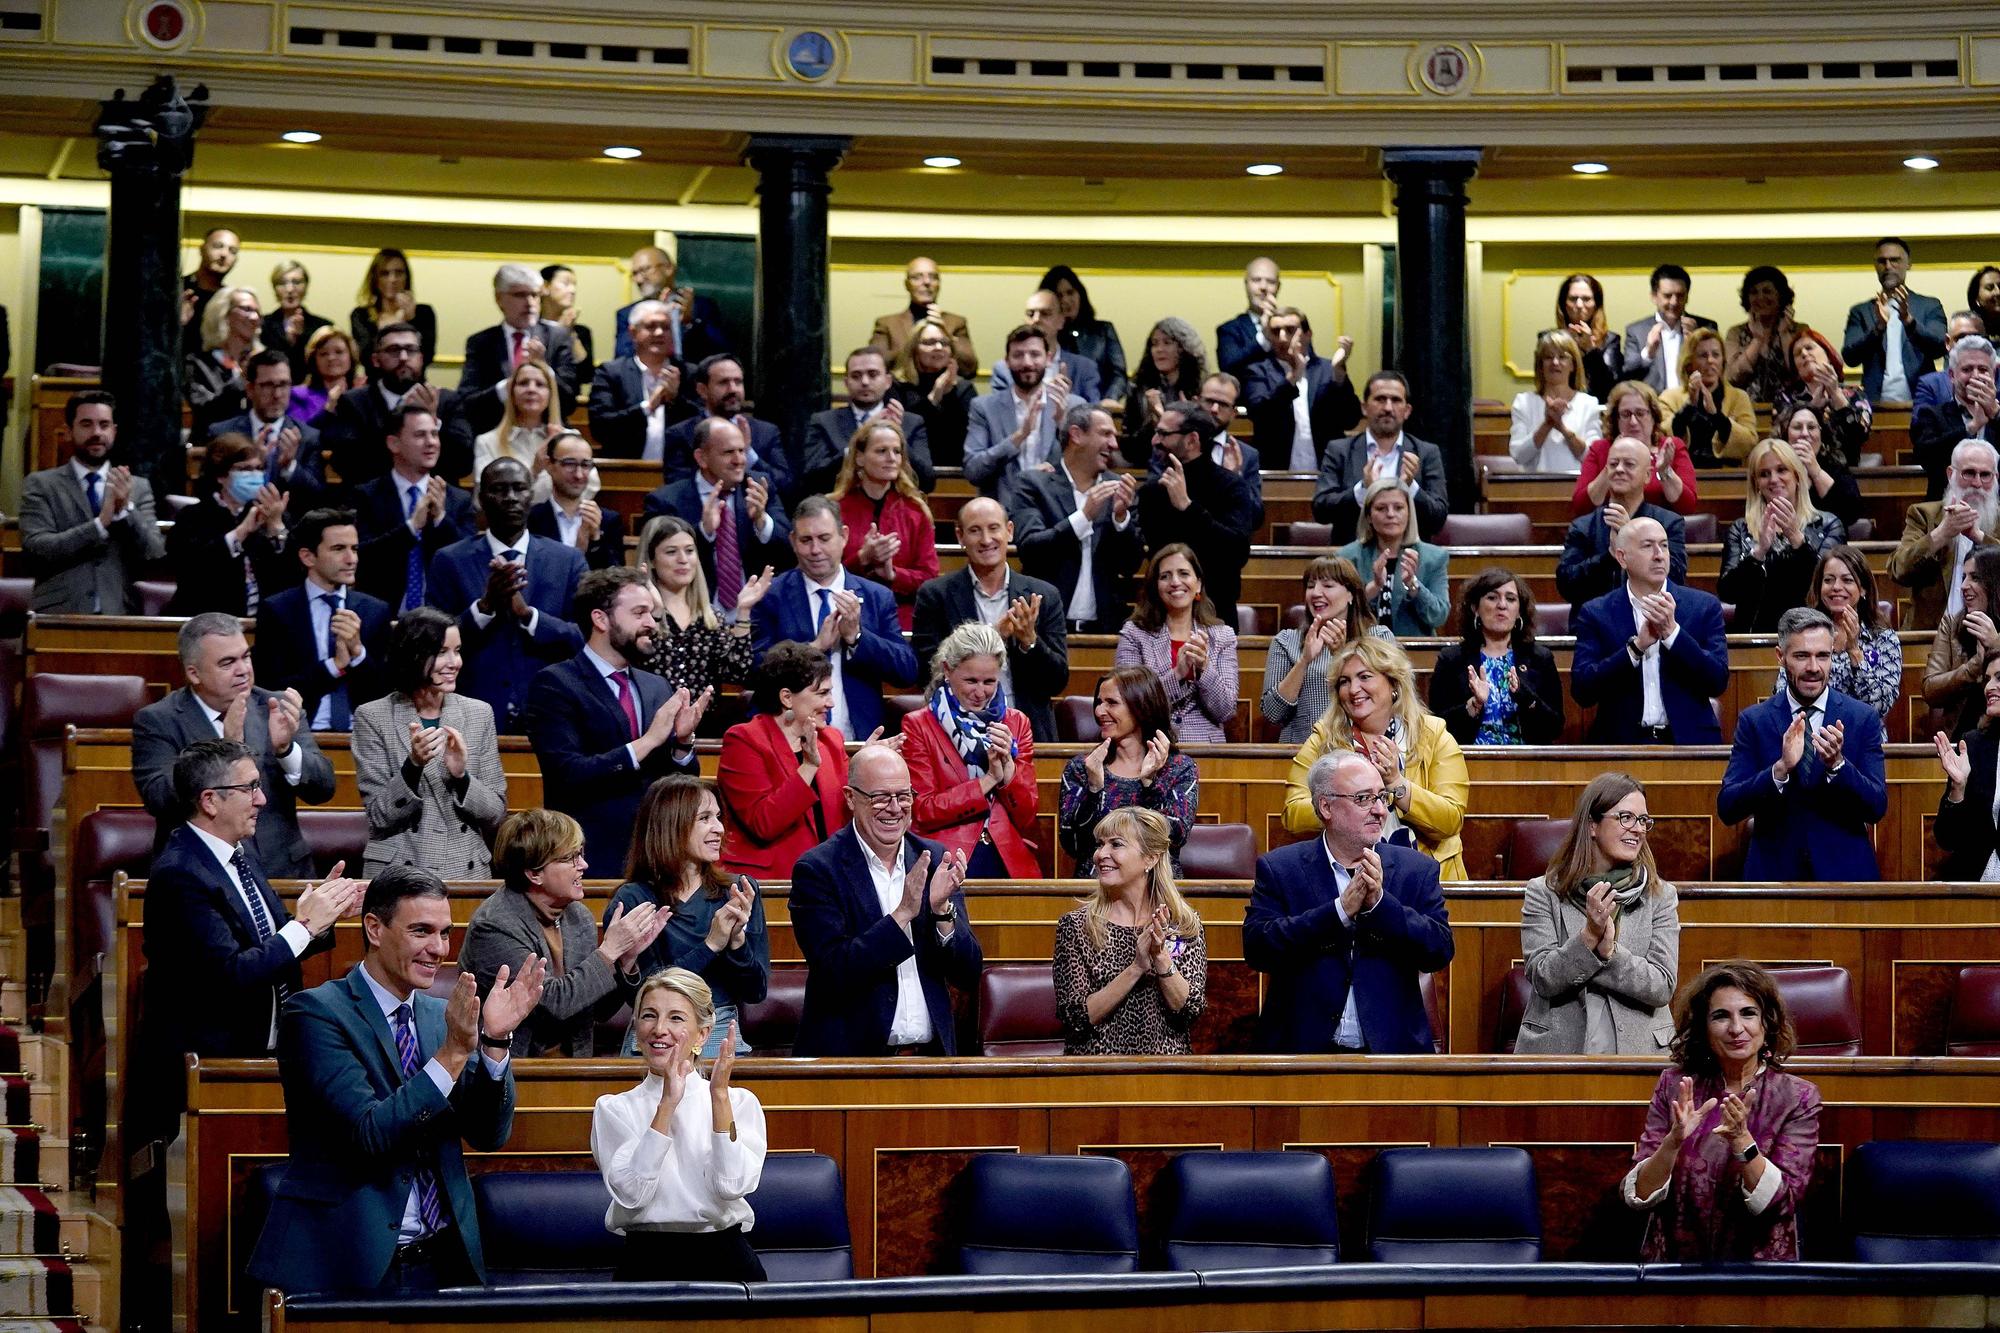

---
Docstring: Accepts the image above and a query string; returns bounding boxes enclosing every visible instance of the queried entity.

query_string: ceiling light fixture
[1246,163,1284,177]
[922,155,962,169]
[280,130,322,144]
[1904,155,1940,170]
[1571,161,1610,175]
[602,145,643,160]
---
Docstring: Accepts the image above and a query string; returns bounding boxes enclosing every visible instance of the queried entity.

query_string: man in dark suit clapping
[256,508,392,731]
[587,299,695,462]
[457,263,579,434]
[1571,516,1729,745]
[528,431,627,571]
[1007,404,1142,634]
[322,322,476,487]
[351,405,479,611]
[642,418,793,601]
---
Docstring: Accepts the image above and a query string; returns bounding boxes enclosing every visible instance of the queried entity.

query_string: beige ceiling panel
[704,26,787,81]
[841,31,920,86]
[202,3,276,53]
[1475,44,1555,97]
[1337,44,1420,98]
[50,2,125,44]
[1972,36,2000,86]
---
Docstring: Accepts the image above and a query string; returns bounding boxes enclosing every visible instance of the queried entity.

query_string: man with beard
[869,256,977,377]
[19,389,167,613]
[987,288,1101,404]
[323,321,476,487]
[181,226,239,353]
[1719,606,1886,881]
[425,457,587,732]
[525,567,706,878]
[1910,335,2000,500]
[1138,401,1257,627]
[964,325,1083,500]
[612,245,729,362]
[1890,438,2000,629]
[659,354,794,500]
[1311,371,1450,545]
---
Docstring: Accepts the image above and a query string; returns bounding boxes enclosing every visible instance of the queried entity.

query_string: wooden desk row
[186,1055,2000,1330]
[1481,466,1926,545]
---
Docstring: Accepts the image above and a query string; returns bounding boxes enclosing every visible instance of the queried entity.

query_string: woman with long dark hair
[1058,666,1199,874]
[1427,567,1564,745]
[1040,265,1128,404]
[1122,318,1207,463]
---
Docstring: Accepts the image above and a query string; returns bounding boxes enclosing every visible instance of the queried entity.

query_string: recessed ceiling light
[1571,161,1610,175]
[602,145,642,160]
[1904,155,1940,170]
[922,155,962,169]
[280,130,322,144]
[1246,163,1284,177]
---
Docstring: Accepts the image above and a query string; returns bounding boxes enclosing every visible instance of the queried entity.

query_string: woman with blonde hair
[263,259,331,380]
[637,514,767,697]
[1335,476,1450,636]
[1509,329,1601,473]
[186,285,265,439]
[1282,635,1469,880]
[1661,327,1759,467]
[890,317,976,466]
[900,621,1040,879]
[1052,807,1207,1054]
[474,359,592,504]
[831,418,937,630]
[1516,773,1680,1054]
[1718,438,1846,632]
[292,324,364,423]
[350,246,437,362]
[591,967,768,1281]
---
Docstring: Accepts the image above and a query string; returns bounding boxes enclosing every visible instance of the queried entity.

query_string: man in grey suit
[1310,371,1451,545]
[133,612,337,879]
[1619,263,1718,393]
[964,325,1083,500]
[18,389,166,613]
[1842,236,1949,405]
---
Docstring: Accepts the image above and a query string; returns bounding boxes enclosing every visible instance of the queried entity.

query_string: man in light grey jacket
[19,389,166,613]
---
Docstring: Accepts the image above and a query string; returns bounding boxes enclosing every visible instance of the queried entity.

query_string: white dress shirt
[591,1070,766,1235]
[1289,387,1317,471]
[859,835,935,1045]
[1349,432,1421,507]
[466,530,540,636]
[1061,461,1131,626]
[804,568,854,738]
[198,696,307,785]
[189,822,312,1049]
[970,575,1015,700]
[1659,321,1686,392]
[1623,583,1683,729]
[355,961,508,1244]
[1881,297,1909,403]
[639,361,674,462]
[549,500,585,551]
[1321,835,1370,1050]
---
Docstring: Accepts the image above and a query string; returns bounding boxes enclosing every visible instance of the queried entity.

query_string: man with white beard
[1889,438,2000,629]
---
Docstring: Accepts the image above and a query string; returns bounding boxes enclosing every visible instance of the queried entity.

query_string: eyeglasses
[1606,811,1657,831]
[550,458,593,471]
[849,786,916,810]
[376,343,422,360]
[1329,787,1405,810]
[541,851,585,869]
[208,779,264,797]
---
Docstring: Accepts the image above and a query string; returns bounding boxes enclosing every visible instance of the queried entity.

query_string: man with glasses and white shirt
[789,744,982,1056]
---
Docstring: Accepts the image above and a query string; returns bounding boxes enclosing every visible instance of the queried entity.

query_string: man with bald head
[612,245,729,362]
[789,744,984,1056]
[1572,515,1728,744]
[1216,256,1283,380]
[911,496,1069,740]
[869,256,978,377]
[1557,435,1688,605]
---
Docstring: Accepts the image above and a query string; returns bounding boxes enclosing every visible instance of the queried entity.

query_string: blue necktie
[321,592,352,731]
[402,483,425,611]
[815,587,832,637]
[232,846,289,1009]
[83,471,104,611]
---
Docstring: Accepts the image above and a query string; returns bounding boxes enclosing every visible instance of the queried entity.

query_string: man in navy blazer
[1718,607,1886,881]
[790,744,982,1056]
[425,458,586,731]
[257,508,392,731]
[351,405,479,610]
[1241,308,1361,472]
[641,418,794,598]
[1245,750,1454,1054]
[1557,440,1688,604]
[456,264,580,434]
[208,349,327,509]
[660,354,794,499]
[1842,237,1949,404]
[588,298,697,460]
[1571,517,1729,745]
[751,495,917,741]
[524,568,704,877]
[247,866,544,1295]
[1215,256,1282,380]
[322,322,476,488]
[801,346,936,494]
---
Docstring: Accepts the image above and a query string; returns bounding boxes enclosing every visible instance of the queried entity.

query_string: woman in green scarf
[1515,773,1682,1055]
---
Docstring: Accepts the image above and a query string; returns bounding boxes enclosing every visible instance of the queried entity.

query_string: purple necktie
[713,493,743,609]
[392,1004,446,1235]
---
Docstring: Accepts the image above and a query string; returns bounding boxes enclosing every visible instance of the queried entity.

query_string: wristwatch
[1734,1140,1760,1164]
[934,898,956,920]
[479,1031,513,1051]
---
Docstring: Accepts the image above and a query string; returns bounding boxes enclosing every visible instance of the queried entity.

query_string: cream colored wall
[1478,238,2000,401]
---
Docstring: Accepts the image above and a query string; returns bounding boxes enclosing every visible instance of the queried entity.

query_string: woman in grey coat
[351,607,508,878]
[1516,772,1681,1055]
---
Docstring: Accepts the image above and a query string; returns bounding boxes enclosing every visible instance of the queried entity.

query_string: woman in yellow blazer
[1658,327,1759,468]
[1282,635,1470,881]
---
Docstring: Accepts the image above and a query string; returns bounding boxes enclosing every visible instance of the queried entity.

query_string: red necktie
[510,329,525,368]
[613,670,640,739]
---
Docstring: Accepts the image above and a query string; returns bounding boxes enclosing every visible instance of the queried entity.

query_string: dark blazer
[1842,290,1948,402]
[789,826,983,1055]
[142,824,333,1062]
[322,382,476,488]
[255,582,393,727]
[1718,688,1886,881]
[910,567,1069,741]
[750,570,917,739]
[1619,313,1721,391]
[132,686,338,878]
[162,496,300,616]
[1243,838,1455,1054]
[1913,368,1952,415]
[613,292,729,362]
[1427,640,1565,745]
[184,350,248,443]
[1060,319,1129,403]
[1570,582,1729,745]
[661,413,794,500]
[640,473,794,593]
[208,411,328,508]
[990,348,1102,407]
[246,964,514,1294]
[1008,466,1146,632]
[585,356,697,460]
[524,652,700,877]
[424,535,588,731]
[261,309,333,380]
[890,377,976,469]
[351,473,478,609]
[1935,726,2000,881]
[527,498,628,571]
[1910,399,2000,501]
[802,405,935,496]
[1242,356,1362,470]
[1556,504,1687,606]
[457,319,580,434]
[1311,433,1451,543]
[1214,312,1264,381]
[1135,453,1257,627]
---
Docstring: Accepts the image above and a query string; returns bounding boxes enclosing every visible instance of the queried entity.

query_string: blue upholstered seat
[1160,1150,1339,1271]
[1847,1141,2000,1263]
[746,1152,853,1281]
[956,1154,1139,1275]
[472,1170,620,1284]
[1365,1146,1542,1264]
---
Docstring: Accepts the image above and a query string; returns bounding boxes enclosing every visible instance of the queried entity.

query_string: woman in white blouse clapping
[590,967,769,1281]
